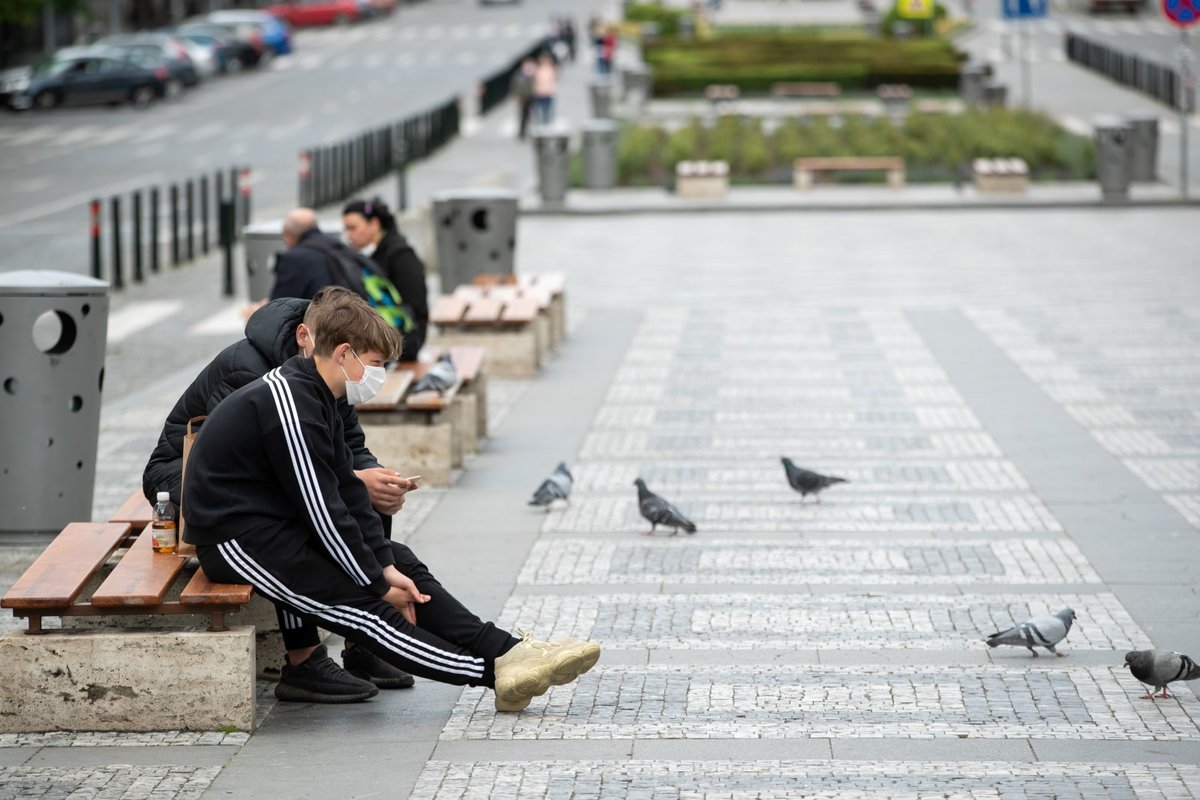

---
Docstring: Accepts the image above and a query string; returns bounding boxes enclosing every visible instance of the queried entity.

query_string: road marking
[189,303,250,336]
[365,52,386,68]
[425,51,445,65]
[426,24,444,39]
[107,300,183,345]
[330,54,354,69]
[502,23,521,37]
[181,122,224,143]
[399,27,418,40]
[129,124,176,144]
[451,24,471,38]
[396,53,416,67]
[53,125,100,147]
[10,125,58,146]
[0,170,164,229]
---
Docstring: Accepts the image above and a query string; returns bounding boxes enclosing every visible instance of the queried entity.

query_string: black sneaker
[342,644,416,689]
[274,644,379,703]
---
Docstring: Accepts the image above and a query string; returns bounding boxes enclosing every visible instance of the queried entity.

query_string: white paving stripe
[106,300,183,345]
[188,303,250,337]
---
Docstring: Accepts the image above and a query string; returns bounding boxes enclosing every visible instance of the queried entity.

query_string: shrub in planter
[617,124,669,185]
[625,2,685,36]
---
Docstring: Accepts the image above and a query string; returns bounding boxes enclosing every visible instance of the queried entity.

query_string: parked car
[176,22,267,71]
[267,0,361,26]
[205,10,293,56]
[5,52,166,110]
[95,33,199,92]
[177,36,220,77]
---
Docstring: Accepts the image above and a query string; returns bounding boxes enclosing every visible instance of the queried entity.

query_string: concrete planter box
[676,161,729,199]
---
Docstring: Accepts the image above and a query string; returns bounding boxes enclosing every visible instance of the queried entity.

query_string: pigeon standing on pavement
[985,608,1077,657]
[781,458,847,503]
[528,462,574,510]
[1124,650,1200,699]
[634,478,697,536]
[410,352,458,394]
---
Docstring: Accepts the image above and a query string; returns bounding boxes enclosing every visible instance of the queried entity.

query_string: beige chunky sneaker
[493,632,601,712]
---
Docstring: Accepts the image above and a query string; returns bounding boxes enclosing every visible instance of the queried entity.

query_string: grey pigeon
[410,352,457,394]
[1124,649,1200,699]
[985,608,1077,657]
[528,462,573,510]
[781,458,847,503]
[634,478,696,536]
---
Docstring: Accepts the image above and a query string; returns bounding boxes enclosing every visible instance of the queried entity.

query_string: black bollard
[186,179,195,262]
[110,196,124,291]
[200,175,210,255]
[238,166,251,233]
[132,191,144,283]
[170,184,180,266]
[219,198,236,297]
[89,199,102,280]
[150,187,160,274]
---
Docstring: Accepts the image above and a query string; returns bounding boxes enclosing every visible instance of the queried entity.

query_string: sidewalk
[3,10,1200,800]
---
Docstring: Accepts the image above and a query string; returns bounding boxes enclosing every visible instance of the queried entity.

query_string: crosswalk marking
[188,303,249,337]
[107,300,183,345]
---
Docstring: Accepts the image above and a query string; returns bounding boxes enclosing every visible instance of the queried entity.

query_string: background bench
[793,156,906,190]
[772,81,842,98]
[973,157,1029,194]
[676,160,730,199]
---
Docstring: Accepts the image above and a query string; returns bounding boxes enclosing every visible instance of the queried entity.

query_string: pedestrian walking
[510,57,535,140]
[598,25,616,76]
[532,51,558,126]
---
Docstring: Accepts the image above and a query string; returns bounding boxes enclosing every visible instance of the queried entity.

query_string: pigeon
[634,478,696,536]
[528,462,573,510]
[1124,649,1200,699]
[985,608,1077,657]
[410,352,457,394]
[781,458,847,503]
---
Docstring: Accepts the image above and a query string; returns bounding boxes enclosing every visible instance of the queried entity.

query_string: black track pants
[199,530,513,687]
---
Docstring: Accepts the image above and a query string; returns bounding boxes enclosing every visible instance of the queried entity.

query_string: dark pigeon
[781,458,847,503]
[985,608,1077,657]
[634,478,696,536]
[1124,650,1200,699]
[410,352,457,394]
[528,462,573,510]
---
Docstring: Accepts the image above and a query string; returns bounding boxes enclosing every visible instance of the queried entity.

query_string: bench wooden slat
[452,285,485,302]
[449,346,486,385]
[0,522,133,610]
[519,286,553,310]
[91,525,186,607]
[772,81,841,97]
[179,566,253,606]
[794,157,904,170]
[355,367,415,411]
[463,296,504,324]
[500,296,539,324]
[429,295,468,326]
[401,363,458,411]
[108,490,154,527]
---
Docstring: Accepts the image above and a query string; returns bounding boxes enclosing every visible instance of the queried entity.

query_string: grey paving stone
[0,766,220,800]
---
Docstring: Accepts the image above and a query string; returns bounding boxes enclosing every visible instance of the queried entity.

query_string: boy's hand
[381,567,429,625]
[355,467,416,515]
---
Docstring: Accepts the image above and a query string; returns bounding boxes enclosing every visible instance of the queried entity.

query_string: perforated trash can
[960,63,988,106]
[243,218,346,303]
[1095,117,1133,201]
[0,270,108,535]
[581,119,618,189]
[1125,113,1159,182]
[622,63,653,109]
[589,79,613,119]
[431,188,518,292]
[532,126,571,207]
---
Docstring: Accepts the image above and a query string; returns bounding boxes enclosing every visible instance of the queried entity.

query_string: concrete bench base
[548,295,566,347]
[0,627,256,733]
[362,419,455,486]
[432,329,540,379]
[452,393,479,460]
[463,372,489,440]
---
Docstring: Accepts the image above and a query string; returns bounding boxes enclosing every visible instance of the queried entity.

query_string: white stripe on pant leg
[219,542,486,678]
[283,610,304,629]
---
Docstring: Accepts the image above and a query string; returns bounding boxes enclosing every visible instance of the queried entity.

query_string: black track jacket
[181,356,395,597]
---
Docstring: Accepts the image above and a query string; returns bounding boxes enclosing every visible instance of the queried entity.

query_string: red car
[266,0,360,27]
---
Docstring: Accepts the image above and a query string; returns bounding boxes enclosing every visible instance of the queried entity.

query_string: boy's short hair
[307,287,401,359]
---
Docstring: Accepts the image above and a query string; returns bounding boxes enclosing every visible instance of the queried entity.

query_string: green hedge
[624,3,687,36]
[615,110,1096,185]
[644,32,964,94]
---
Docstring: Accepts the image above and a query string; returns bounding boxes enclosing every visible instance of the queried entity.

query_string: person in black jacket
[142,288,418,702]
[183,292,600,712]
[270,208,370,302]
[342,198,429,361]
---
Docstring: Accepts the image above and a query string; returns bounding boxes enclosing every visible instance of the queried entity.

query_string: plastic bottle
[151,491,177,555]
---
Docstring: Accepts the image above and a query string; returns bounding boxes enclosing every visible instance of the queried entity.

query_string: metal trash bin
[0,270,108,536]
[960,63,988,107]
[531,126,571,207]
[589,79,614,119]
[431,188,518,292]
[581,119,618,189]
[1094,116,1133,201]
[1125,112,1159,182]
[983,81,1007,107]
[243,218,345,303]
[622,63,653,110]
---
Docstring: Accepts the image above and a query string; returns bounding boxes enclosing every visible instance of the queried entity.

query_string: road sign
[896,0,935,19]
[1002,0,1048,18]
[1162,0,1200,26]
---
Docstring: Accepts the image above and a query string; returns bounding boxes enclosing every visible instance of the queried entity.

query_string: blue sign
[1002,0,1047,17]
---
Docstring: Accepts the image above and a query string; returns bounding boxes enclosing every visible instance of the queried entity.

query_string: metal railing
[1065,32,1194,111]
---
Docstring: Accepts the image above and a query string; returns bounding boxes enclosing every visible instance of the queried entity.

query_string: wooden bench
[771,81,842,98]
[973,157,1028,194]
[793,156,906,190]
[675,160,729,198]
[430,282,553,378]
[0,516,257,733]
[704,84,740,104]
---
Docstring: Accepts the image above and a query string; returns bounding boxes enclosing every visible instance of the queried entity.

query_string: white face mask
[360,241,377,258]
[341,350,386,405]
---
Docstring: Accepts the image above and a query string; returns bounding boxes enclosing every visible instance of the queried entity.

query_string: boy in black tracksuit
[182,292,600,710]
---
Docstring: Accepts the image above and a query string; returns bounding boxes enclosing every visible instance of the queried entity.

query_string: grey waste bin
[0,271,108,535]
[622,63,653,110]
[983,81,1007,107]
[960,63,988,106]
[243,218,345,303]
[532,126,571,207]
[431,188,518,292]
[589,79,614,119]
[1094,117,1133,201]
[581,119,618,189]
[1125,113,1159,182]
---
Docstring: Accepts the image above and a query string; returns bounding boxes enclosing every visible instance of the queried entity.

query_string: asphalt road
[0,0,567,275]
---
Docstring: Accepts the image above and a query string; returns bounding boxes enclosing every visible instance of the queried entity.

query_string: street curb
[520,198,1200,216]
